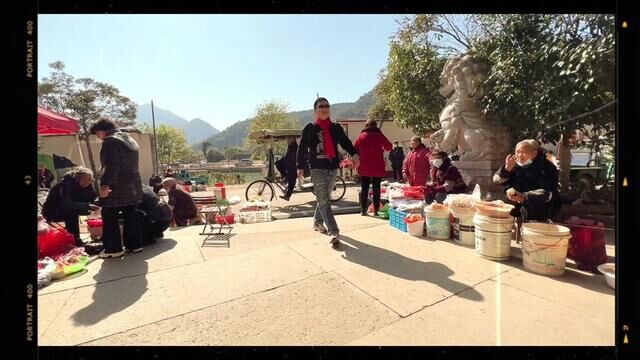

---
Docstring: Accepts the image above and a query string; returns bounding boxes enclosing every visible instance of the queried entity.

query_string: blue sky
[38,15,404,130]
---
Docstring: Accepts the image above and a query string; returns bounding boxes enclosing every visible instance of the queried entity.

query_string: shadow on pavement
[70,238,177,326]
[336,236,484,302]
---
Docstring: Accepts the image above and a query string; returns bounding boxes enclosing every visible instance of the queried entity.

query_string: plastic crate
[389,207,408,232]
[239,209,272,224]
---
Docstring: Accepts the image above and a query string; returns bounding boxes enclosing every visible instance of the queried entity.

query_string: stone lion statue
[432,54,510,161]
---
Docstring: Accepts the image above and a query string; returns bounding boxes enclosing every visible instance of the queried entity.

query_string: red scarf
[315,118,336,159]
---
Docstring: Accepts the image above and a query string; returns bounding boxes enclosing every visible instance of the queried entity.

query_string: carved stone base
[453,160,507,201]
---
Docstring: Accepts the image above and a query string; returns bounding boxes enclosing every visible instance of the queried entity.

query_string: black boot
[361,208,368,216]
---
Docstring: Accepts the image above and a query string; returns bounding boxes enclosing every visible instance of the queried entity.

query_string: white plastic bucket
[450,207,476,246]
[473,213,514,261]
[521,223,571,276]
[425,207,451,240]
[407,219,425,236]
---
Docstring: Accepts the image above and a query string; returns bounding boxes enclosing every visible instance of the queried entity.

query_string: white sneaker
[126,247,143,253]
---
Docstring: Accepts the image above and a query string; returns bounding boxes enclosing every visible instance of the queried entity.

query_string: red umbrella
[38,106,80,135]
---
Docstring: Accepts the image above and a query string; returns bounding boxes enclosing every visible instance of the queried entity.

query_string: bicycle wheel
[330,176,347,202]
[245,180,275,201]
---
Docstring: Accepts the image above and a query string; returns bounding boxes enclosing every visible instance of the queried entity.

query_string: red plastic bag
[566,218,607,271]
[38,228,75,258]
[402,186,425,199]
[87,219,103,228]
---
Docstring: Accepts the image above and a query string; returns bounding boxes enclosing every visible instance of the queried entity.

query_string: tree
[471,14,615,190]
[182,148,205,164]
[243,100,299,159]
[367,70,395,129]
[373,15,449,134]
[38,61,137,184]
[373,14,614,190]
[206,148,225,163]
[202,140,212,158]
[155,125,192,164]
[223,146,244,165]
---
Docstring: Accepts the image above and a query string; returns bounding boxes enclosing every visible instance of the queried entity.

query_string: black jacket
[297,122,357,170]
[97,130,143,208]
[277,143,299,173]
[42,172,97,221]
[493,150,561,221]
[389,147,405,167]
[138,185,173,222]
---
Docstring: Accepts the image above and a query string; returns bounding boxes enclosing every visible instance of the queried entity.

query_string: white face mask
[431,159,444,168]
[517,159,533,167]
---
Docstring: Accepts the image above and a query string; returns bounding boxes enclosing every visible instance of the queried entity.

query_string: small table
[198,205,234,247]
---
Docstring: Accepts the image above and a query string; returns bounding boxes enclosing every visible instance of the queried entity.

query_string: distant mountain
[136,103,189,128]
[200,89,375,150]
[136,104,220,145]
[183,118,220,144]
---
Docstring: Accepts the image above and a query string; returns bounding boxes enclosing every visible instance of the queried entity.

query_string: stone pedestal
[453,160,507,201]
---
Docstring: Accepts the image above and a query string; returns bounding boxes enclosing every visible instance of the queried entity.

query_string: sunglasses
[317,104,330,109]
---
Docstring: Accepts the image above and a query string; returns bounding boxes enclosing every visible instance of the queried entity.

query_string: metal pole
[151,100,159,175]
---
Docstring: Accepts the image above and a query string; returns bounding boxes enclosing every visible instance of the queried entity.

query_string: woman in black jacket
[90,118,144,258]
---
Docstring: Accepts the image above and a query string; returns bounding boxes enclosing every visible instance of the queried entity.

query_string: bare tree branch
[432,26,471,50]
[544,100,617,131]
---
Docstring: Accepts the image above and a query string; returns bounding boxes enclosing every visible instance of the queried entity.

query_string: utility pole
[151,100,159,175]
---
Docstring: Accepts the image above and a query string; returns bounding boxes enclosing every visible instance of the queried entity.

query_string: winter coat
[97,130,143,208]
[168,187,197,221]
[493,149,561,221]
[402,144,432,186]
[354,127,392,178]
[297,121,358,171]
[428,158,468,195]
[276,143,299,173]
[42,171,97,221]
[139,185,173,222]
[389,147,405,167]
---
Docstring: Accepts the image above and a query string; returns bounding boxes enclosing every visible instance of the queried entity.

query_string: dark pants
[276,161,297,197]
[360,176,382,212]
[391,165,402,181]
[102,205,143,253]
[138,210,170,245]
[62,212,82,245]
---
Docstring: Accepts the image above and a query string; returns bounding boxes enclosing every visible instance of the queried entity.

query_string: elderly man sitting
[161,178,199,227]
[493,139,561,222]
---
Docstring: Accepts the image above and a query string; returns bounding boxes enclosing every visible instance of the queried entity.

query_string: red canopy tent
[38,106,86,170]
[38,106,80,135]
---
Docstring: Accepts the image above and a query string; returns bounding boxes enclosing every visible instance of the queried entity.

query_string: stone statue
[432,54,510,161]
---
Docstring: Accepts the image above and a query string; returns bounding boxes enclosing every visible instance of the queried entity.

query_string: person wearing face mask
[425,151,468,204]
[493,139,561,221]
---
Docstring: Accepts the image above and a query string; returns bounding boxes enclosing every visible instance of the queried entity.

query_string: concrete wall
[38,132,154,185]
